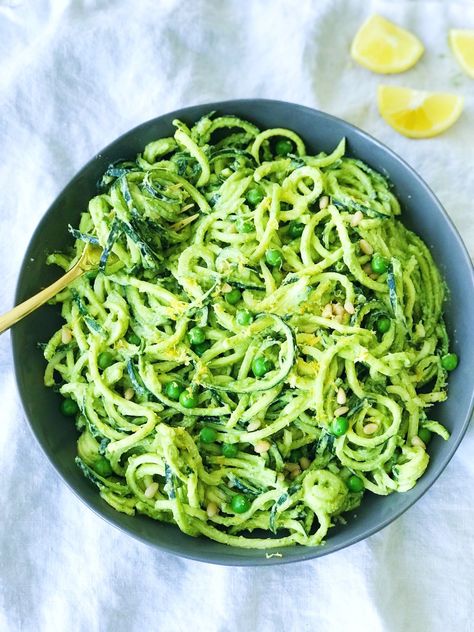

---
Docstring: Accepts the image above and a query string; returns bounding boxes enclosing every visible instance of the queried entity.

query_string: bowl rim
[12,98,474,566]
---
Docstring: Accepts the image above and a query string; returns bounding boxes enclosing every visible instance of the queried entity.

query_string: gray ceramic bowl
[12,99,474,565]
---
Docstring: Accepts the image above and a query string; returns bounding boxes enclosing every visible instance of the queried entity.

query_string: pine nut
[247,420,261,432]
[284,462,300,472]
[206,502,219,518]
[351,210,364,227]
[344,301,355,315]
[221,283,232,293]
[61,327,72,344]
[334,313,344,324]
[124,387,135,400]
[334,406,349,417]
[363,263,373,275]
[322,303,333,318]
[299,456,311,470]
[411,436,426,449]
[277,472,286,483]
[336,388,347,405]
[333,302,344,315]
[289,467,301,480]
[144,482,158,498]
[254,440,271,454]
[363,423,379,435]
[319,195,329,209]
[359,239,374,255]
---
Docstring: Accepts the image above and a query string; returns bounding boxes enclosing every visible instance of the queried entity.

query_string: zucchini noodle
[44,112,453,549]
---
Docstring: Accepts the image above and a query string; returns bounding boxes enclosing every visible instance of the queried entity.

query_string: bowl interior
[12,99,474,565]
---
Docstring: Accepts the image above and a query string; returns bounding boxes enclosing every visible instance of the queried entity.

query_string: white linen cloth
[0,1,473,630]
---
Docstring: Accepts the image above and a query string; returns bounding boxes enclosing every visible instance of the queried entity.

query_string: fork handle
[0,264,84,335]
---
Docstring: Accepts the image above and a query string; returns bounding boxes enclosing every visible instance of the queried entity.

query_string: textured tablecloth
[1,1,473,630]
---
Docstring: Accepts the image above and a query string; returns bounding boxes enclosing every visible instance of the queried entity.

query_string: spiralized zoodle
[44,112,454,549]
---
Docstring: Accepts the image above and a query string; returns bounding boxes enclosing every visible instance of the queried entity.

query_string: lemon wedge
[351,15,424,74]
[449,29,474,78]
[377,85,464,138]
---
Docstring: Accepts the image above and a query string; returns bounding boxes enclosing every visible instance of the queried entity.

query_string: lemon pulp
[449,29,474,78]
[351,15,424,74]
[377,85,464,138]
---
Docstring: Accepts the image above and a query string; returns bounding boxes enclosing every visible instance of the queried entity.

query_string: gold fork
[0,244,102,335]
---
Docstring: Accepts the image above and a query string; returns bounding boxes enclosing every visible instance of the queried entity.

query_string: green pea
[371,253,388,275]
[236,217,254,233]
[347,475,364,493]
[60,398,79,417]
[94,457,112,477]
[330,416,349,436]
[231,494,251,514]
[200,426,217,444]
[189,326,206,346]
[441,353,458,371]
[265,249,283,267]
[225,288,242,305]
[288,221,305,239]
[193,340,211,356]
[165,380,183,401]
[98,351,114,370]
[236,309,253,326]
[252,357,274,377]
[275,138,293,156]
[126,332,141,346]
[179,388,198,409]
[376,317,391,334]
[222,443,239,458]
[418,428,432,445]
[245,186,264,207]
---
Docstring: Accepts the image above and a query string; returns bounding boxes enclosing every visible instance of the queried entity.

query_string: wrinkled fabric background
[0,1,473,631]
